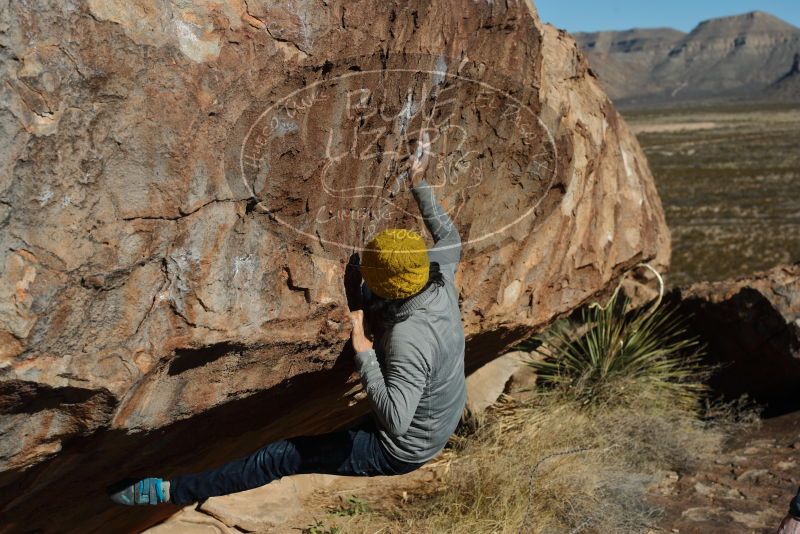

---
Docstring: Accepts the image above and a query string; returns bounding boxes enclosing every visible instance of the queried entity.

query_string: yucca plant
[520,278,706,409]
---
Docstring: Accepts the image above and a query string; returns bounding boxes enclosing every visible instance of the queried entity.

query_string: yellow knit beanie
[361,229,429,300]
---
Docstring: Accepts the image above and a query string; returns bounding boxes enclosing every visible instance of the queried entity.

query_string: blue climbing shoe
[108,477,168,505]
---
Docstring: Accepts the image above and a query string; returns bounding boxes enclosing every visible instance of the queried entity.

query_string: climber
[778,487,800,533]
[108,133,466,507]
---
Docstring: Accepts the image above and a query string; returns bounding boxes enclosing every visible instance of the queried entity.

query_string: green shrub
[521,289,706,409]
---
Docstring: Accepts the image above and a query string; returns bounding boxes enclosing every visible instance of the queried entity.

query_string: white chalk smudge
[433,55,448,86]
[621,147,633,178]
[174,19,220,63]
[170,249,200,294]
[272,118,298,136]
[397,92,420,135]
[503,280,522,305]
[233,254,256,280]
[37,188,53,206]
[621,147,644,206]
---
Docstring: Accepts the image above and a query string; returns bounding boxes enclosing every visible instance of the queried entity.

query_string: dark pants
[169,418,424,505]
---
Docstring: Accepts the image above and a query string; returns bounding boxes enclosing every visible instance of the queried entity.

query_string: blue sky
[533,0,800,33]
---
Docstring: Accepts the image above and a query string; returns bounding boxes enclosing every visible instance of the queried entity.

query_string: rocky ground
[650,410,800,534]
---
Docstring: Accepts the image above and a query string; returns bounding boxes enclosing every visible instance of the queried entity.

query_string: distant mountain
[573,11,800,107]
[767,53,800,100]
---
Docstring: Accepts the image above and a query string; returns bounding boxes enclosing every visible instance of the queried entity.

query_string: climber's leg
[168,418,423,505]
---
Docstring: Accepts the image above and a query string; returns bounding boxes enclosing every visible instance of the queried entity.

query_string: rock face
[670,263,800,412]
[464,350,529,417]
[574,11,800,106]
[0,1,668,532]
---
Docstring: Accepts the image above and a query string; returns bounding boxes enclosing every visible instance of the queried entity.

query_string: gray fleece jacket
[354,179,466,464]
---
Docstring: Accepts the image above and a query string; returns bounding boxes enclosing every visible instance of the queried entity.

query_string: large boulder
[0,1,668,532]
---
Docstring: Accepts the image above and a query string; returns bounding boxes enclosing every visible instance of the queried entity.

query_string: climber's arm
[411,179,461,279]
[349,311,428,438]
[408,132,461,278]
[353,338,428,438]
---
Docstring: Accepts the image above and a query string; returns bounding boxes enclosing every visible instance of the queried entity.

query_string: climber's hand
[349,310,373,354]
[409,131,432,187]
[778,514,800,534]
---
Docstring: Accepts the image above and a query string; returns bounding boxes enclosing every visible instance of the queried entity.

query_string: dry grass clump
[332,391,726,534]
